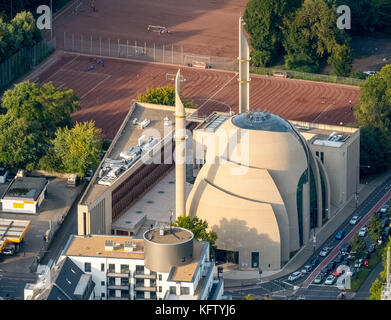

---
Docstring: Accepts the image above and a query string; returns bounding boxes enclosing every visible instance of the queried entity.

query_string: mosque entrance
[215,249,239,264]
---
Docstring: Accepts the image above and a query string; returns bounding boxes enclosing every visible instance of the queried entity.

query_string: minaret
[238,16,250,114]
[175,69,187,218]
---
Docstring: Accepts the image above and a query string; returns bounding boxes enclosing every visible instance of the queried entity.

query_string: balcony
[134,286,157,292]
[107,271,130,278]
[107,284,130,290]
[133,272,157,279]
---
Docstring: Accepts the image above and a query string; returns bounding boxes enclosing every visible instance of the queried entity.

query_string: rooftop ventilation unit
[159,228,165,236]
[138,135,146,146]
[139,119,151,129]
[328,132,337,140]
[105,240,114,251]
[124,241,134,252]
[164,117,172,126]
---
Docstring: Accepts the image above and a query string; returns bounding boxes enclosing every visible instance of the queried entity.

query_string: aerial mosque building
[181,18,360,271]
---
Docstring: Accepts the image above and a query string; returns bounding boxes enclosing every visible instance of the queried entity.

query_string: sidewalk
[223,170,391,288]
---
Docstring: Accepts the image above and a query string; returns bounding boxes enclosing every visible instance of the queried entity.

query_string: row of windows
[315,151,324,163]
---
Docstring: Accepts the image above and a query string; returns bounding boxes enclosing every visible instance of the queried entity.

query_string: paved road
[40,182,87,266]
[226,176,391,300]
[0,271,37,300]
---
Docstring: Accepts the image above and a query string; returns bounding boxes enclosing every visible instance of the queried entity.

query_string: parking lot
[0,177,82,274]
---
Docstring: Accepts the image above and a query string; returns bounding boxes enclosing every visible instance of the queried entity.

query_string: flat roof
[2,177,47,201]
[64,235,206,282]
[81,103,176,206]
[65,235,145,259]
[144,227,193,245]
[169,242,206,282]
[0,218,31,251]
[112,168,193,231]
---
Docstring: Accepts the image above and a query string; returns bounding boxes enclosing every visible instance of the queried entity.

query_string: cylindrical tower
[238,16,250,114]
[175,69,187,217]
[143,227,194,273]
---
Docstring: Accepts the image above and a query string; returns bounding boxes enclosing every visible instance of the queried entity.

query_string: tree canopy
[350,233,367,259]
[40,121,103,177]
[0,80,83,172]
[172,216,218,258]
[243,0,301,67]
[354,64,391,176]
[0,11,41,63]
[137,86,197,109]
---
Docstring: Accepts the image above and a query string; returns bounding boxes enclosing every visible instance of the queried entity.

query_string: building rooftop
[144,227,193,245]
[2,177,47,201]
[111,168,193,232]
[81,102,176,206]
[65,235,145,259]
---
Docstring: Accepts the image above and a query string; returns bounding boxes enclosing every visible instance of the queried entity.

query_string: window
[181,257,186,262]
[316,151,319,157]
[108,264,115,273]
[320,152,324,163]
[135,265,144,274]
[159,286,162,293]
[120,264,129,274]
[101,281,105,286]
[84,262,91,272]
[101,263,105,272]
[169,286,176,294]
[180,287,190,295]
[159,274,162,281]
[101,293,105,298]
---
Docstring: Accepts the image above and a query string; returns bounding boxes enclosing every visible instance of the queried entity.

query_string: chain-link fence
[250,66,364,86]
[63,32,238,72]
[0,38,56,91]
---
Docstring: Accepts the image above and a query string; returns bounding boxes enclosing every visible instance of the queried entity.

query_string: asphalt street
[227,176,391,300]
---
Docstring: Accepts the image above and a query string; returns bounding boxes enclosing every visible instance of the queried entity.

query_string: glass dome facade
[232,111,293,132]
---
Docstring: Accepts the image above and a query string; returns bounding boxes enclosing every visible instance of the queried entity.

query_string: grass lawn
[348,245,385,292]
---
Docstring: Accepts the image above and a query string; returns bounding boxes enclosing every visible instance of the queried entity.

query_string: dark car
[327,260,337,270]
[334,253,343,263]
[321,266,331,276]
[341,258,350,266]
[5,172,15,182]
[310,257,319,268]
[383,227,391,237]
[335,229,345,240]
[340,243,352,255]
[368,243,376,253]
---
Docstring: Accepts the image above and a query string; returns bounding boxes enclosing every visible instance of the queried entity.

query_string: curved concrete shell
[186,112,327,270]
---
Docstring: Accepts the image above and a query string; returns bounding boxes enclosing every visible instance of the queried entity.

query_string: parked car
[1,243,16,255]
[5,172,15,182]
[301,265,313,274]
[368,243,376,254]
[85,169,95,182]
[321,265,331,276]
[0,168,9,184]
[383,227,391,237]
[327,260,337,270]
[340,243,352,255]
[332,266,345,277]
[309,257,319,268]
[335,229,345,240]
[380,204,390,213]
[67,174,80,187]
[349,215,360,225]
[288,271,303,282]
[324,275,336,285]
[313,273,325,284]
[354,258,363,268]
[358,227,367,237]
[334,253,344,263]
[319,246,333,257]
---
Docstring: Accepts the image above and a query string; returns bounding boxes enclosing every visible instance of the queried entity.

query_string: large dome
[232,111,293,132]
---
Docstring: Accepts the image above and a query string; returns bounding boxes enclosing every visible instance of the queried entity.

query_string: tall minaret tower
[175,69,187,218]
[238,16,251,114]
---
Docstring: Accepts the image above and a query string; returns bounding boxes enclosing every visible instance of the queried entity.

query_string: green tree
[242,0,301,67]
[350,233,366,259]
[1,81,80,137]
[367,213,383,244]
[11,11,41,48]
[369,278,383,300]
[41,121,103,177]
[281,0,352,74]
[0,113,45,169]
[354,64,391,176]
[172,216,218,259]
[137,86,196,109]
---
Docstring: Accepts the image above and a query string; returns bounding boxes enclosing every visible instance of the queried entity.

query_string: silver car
[288,271,303,282]
[349,215,360,225]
